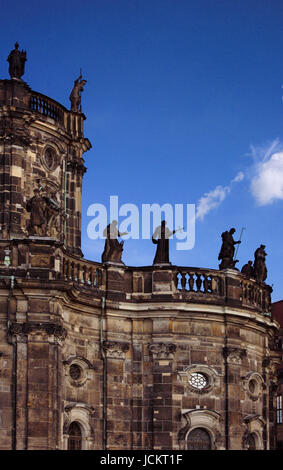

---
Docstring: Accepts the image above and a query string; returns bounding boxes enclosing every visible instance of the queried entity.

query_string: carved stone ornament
[223,347,246,365]
[42,146,58,172]
[9,322,67,345]
[242,372,263,401]
[148,342,176,360]
[103,340,129,359]
[178,409,223,450]
[178,364,220,395]
[67,159,86,176]
[242,415,265,450]
[63,355,95,387]
[0,131,31,147]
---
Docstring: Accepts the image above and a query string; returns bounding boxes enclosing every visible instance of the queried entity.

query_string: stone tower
[0,44,281,451]
[0,46,91,255]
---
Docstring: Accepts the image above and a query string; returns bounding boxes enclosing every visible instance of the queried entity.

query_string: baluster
[62,257,66,278]
[97,269,102,287]
[82,265,86,283]
[181,272,186,290]
[174,272,179,289]
[74,263,79,281]
[188,273,194,291]
[203,274,208,293]
[207,276,212,293]
[70,262,74,280]
[88,267,93,285]
[196,273,202,292]
[242,283,246,300]
[262,290,266,311]
[93,269,97,286]
[66,260,70,280]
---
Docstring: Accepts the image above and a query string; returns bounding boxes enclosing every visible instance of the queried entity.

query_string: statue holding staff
[69,74,87,112]
[218,227,241,270]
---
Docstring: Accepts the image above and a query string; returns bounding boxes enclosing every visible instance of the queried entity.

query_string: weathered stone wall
[0,77,281,451]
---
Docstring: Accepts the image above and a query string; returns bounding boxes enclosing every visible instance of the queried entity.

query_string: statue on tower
[253,244,267,283]
[69,74,87,112]
[218,227,241,270]
[7,42,27,79]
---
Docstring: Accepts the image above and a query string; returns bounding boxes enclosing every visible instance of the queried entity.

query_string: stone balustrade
[62,252,104,288]
[173,268,224,296]
[30,90,85,139]
[0,239,273,312]
[30,92,65,124]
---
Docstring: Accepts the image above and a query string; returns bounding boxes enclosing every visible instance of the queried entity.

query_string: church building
[0,44,281,450]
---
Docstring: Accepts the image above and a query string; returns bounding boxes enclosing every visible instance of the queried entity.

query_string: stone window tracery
[178,364,220,394]
[189,372,208,391]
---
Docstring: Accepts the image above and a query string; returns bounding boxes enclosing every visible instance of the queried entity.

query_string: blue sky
[1,1,283,300]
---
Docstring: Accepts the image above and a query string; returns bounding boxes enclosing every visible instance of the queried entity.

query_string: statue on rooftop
[102,220,128,264]
[241,260,254,278]
[152,220,178,265]
[253,244,267,283]
[69,74,87,112]
[218,227,241,270]
[7,42,26,79]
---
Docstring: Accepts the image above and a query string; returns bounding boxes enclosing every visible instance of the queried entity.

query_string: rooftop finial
[7,42,27,79]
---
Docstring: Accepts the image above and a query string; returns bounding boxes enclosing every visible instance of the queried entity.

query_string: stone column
[148,342,176,450]
[10,322,66,450]
[102,340,130,450]
[223,346,246,450]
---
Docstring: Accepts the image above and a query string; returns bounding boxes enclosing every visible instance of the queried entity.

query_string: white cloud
[251,151,283,205]
[232,171,244,183]
[196,171,244,221]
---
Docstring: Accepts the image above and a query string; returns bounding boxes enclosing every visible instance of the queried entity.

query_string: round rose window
[189,372,208,390]
[44,147,57,171]
[69,364,82,381]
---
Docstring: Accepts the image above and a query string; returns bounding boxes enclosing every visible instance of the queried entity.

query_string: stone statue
[102,220,127,264]
[26,188,61,237]
[253,244,267,283]
[241,260,254,278]
[152,220,177,265]
[7,42,26,79]
[218,228,241,270]
[45,191,61,237]
[26,189,47,236]
[69,75,87,112]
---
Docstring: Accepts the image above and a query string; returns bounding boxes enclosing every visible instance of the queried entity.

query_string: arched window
[187,427,212,450]
[247,433,256,450]
[68,422,82,450]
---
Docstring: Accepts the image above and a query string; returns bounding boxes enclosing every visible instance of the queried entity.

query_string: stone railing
[240,278,272,313]
[173,267,271,312]
[62,252,104,288]
[30,90,85,140]
[30,92,65,124]
[173,268,225,297]
[130,265,272,313]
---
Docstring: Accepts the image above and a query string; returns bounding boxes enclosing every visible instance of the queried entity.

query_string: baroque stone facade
[0,58,281,450]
